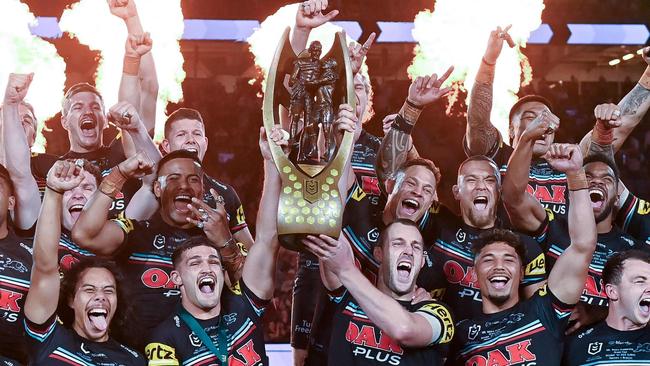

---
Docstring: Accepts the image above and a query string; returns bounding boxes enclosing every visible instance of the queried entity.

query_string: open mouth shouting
[87,307,109,332]
[639,297,650,317]
[488,273,511,290]
[589,186,606,210]
[399,198,420,218]
[396,258,413,282]
[79,114,98,137]
[173,192,194,213]
[197,274,217,295]
[68,202,85,221]
[473,196,489,210]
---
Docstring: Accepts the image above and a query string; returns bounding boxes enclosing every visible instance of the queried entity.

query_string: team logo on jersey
[367,228,380,243]
[587,342,603,355]
[468,324,481,340]
[525,253,545,276]
[224,312,237,325]
[153,234,166,250]
[0,255,28,273]
[456,229,466,243]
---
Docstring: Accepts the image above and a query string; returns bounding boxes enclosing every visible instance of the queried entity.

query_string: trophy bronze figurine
[263,27,356,251]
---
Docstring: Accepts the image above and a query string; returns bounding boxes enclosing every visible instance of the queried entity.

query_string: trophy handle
[262,28,356,251]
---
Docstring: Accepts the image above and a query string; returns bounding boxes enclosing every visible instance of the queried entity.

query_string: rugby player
[143,126,284,365]
[72,150,245,350]
[304,219,455,365]
[466,32,650,219]
[24,160,144,364]
[413,155,546,322]
[563,250,650,365]
[448,150,597,365]
[503,112,645,332]
[0,165,33,364]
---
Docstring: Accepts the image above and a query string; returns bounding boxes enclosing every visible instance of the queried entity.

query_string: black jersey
[58,230,95,273]
[534,211,643,308]
[466,138,570,219]
[0,230,33,363]
[145,281,269,366]
[112,213,206,349]
[416,203,547,321]
[448,286,573,365]
[563,321,650,365]
[0,355,19,366]
[24,313,145,365]
[202,174,248,234]
[327,289,454,366]
[616,192,650,246]
[31,138,138,218]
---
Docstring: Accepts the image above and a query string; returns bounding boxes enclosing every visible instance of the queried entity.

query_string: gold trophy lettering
[263,28,355,251]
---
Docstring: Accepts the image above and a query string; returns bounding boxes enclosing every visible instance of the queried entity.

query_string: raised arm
[376,68,453,190]
[2,73,41,230]
[580,50,650,154]
[72,152,152,256]
[110,0,158,135]
[304,234,448,348]
[466,26,513,155]
[107,102,161,172]
[291,0,339,54]
[25,161,85,324]
[546,145,597,304]
[242,127,285,300]
[502,111,559,232]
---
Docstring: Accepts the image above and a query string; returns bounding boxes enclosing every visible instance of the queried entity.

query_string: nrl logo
[305,179,319,196]
[153,234,166,250]
[189,333,202,347]
[468,324,481,340]
[456,229,466,243]
[587,342,603,355]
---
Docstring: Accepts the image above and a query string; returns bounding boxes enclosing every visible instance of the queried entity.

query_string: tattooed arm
[580,60,650,154]
[376,69,453,191]
[466,26,512,155]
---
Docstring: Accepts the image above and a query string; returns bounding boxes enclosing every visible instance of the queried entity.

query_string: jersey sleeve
[616,192,650,246]
[24,313,64,355]
[238,280,271,319]
[145,320,181,366]
[413,301,455,345]
[520,234,547,286]
[111,213,139,256]
[532,285,574,338]
[529,208,565,252]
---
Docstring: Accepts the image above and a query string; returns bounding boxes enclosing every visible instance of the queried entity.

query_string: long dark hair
[58,257,133,342]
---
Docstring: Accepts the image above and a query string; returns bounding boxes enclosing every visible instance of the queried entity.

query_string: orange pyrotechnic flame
[0,0,66,153]
[409,0,544,143]
[59,0,185,141]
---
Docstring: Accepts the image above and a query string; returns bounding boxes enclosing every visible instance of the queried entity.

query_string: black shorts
[291,252,323,349]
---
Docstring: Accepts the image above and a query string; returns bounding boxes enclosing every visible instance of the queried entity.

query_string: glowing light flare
[409,0,545,144]
[247,3,369,91]
[59,0,185,142]
[0,0,66,153]
[622,53,635,61]
[609,59,621,66]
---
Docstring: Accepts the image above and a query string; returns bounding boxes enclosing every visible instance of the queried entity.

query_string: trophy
[263,27,356,251]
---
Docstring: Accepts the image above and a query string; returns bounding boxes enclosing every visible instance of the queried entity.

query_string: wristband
[99,167,128,199]
[482,57,496,66]
[593,121,614,146]
[392,114,414,135]
[123,55,141,76]
[567,169,588,191]
[46,185,64,195]
[398,99,423,128]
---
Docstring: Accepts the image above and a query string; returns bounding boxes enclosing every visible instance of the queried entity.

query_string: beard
[595,198,615,223]
[486,291,512,307]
